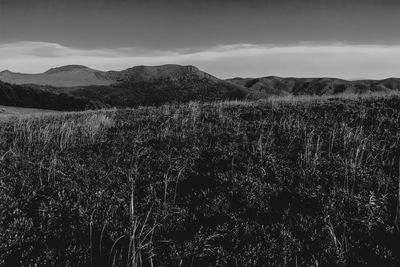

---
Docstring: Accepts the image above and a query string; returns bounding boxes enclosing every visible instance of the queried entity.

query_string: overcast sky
[0,0,400,78]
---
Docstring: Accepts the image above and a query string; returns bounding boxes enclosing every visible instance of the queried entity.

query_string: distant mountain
[116,64,219,82]
[2,64,400,111]
[227,76,400,97]
[0,64,219,88]
[0,65,116,87]
[0,65,248,109]
[68,65,249,107]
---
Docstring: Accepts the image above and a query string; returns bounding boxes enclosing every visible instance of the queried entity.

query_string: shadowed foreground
[1,95,400,266]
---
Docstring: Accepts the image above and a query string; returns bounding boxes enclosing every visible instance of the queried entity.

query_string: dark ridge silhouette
[0,81,106,111]
[69,77,248,108]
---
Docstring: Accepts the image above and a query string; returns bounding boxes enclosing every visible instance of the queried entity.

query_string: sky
[0,0,400,79]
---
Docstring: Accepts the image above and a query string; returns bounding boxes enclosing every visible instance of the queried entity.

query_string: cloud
[1,41,400,79]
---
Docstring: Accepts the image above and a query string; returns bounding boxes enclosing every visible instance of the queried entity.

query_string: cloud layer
[1,41,400,79]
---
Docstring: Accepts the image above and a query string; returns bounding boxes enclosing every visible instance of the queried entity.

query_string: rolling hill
[0,64,221,88]
[68,65,249,107]
[1,64,400,111]
[0,65,249,109]
[0,105,59,117]
[227,76,400,97]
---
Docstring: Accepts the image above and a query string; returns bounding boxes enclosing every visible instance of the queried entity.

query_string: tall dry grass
[0,110,115,154]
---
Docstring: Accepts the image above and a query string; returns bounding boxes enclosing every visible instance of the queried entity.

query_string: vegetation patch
[2,96,400,266]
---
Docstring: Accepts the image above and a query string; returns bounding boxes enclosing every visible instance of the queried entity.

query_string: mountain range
[1,64,400,111]
[228,77,400,97]
[0,64,221,88]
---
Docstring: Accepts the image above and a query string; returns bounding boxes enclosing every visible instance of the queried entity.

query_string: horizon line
[1,41,400,79]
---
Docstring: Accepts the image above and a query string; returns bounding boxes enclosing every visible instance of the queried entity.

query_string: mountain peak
[45,65,92,74]
[0,70,13,75]
[125,64,200,73]
[0,65,114,87]
[119,64,217,82]
[0,64,219,87]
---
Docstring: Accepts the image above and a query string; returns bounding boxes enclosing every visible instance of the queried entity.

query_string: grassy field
[0,105,59,116]
[2,94,400,266]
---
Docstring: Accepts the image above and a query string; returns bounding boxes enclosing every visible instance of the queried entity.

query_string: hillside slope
[2,64,400,110]
[0,65,249,108]
[0,105,59,116]
[227,76,400,97]
[0,81,106,111]
[67,65,249,107]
